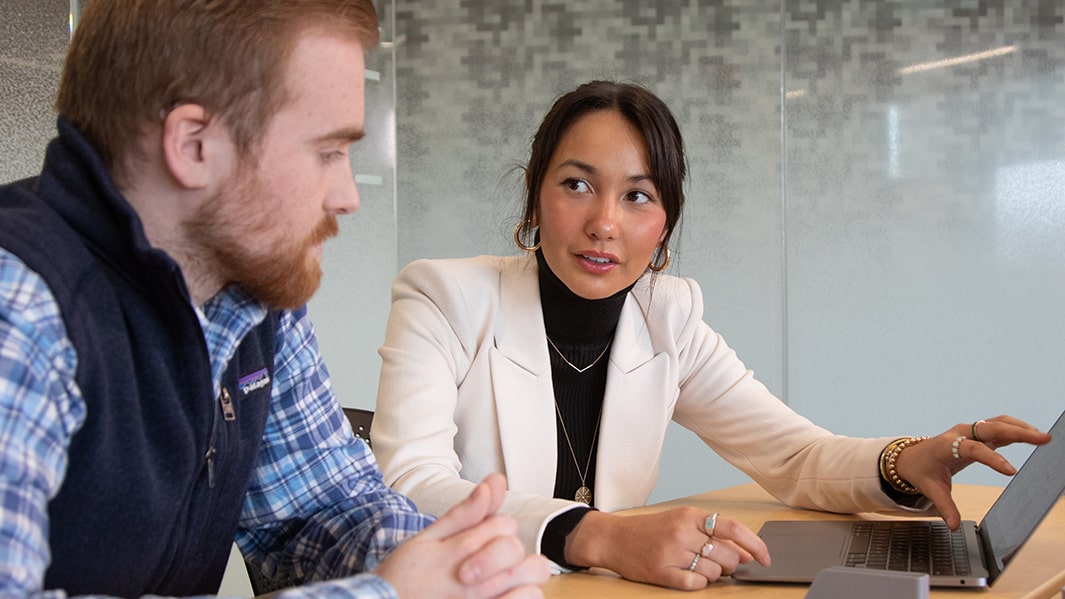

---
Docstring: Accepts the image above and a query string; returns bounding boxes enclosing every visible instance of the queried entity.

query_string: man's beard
[185,171,339,309]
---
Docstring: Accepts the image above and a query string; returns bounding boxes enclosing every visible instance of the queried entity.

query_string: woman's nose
[586,198,618,239]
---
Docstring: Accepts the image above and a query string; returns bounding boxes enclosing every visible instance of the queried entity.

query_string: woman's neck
[536,250,634,342]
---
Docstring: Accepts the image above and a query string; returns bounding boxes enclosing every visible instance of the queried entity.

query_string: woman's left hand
[567,506,769,591]
[893,414,1051,529]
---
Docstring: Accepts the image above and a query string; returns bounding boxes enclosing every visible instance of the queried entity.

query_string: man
[0,0,549,597]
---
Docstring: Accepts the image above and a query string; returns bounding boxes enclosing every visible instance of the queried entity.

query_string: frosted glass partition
[4,0,1064,512]
[393,0,790,500]
[0,0,69,182]
[392,0,1065,500]
[393,1,787,396]
[782,4,1065,484]
[308,0,400,412]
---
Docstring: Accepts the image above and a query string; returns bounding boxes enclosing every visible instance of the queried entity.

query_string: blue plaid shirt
[0,247,434,598]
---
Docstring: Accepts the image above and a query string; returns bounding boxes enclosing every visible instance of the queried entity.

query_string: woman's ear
[161,104,230,189]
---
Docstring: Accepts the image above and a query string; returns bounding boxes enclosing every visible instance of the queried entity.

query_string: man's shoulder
[0,175,59,228]
[0,247,57,312]
[0,178,91,318]
[0,175,41,197]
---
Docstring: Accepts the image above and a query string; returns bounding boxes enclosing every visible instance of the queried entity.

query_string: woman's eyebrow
[555,159,654,185]
[556,158,596,174]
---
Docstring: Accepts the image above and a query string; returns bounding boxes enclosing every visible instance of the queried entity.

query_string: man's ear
[161,104,229,189]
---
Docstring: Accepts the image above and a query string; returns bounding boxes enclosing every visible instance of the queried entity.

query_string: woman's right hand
[564,506,770,591]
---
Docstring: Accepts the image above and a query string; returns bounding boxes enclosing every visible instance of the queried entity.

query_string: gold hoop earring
[649,246,670,272]
[513,221,541,252]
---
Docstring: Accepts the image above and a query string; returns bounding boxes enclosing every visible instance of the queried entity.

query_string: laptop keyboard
[844,521,971,576]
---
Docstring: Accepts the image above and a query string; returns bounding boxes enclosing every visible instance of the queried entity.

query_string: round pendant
[575,486,592,505]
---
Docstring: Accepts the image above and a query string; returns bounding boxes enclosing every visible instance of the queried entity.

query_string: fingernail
[460,564,480,584]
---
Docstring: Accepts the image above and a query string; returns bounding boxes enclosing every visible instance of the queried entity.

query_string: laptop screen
[979,409,1065,580]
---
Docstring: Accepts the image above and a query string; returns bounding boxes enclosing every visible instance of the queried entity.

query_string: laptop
[733,408,1065,588]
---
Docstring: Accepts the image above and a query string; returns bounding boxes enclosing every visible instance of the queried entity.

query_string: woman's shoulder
[628,273,712,346]
[631,272,703,312]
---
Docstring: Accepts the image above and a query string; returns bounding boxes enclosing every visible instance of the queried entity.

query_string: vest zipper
[204,446,217,488]
[220,387,236,421]
[205,387,239,488]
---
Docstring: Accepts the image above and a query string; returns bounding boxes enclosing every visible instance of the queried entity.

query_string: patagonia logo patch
[238,368,271,396]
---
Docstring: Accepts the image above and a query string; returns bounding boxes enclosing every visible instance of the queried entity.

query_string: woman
[372,80,1050,591]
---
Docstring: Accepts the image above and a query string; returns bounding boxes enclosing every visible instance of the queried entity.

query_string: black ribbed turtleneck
[537,249,631,504]
[536,250,634,568]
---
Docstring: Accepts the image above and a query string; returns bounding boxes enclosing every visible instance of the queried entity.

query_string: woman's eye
[563,178,590,193]
[628,190,653,204]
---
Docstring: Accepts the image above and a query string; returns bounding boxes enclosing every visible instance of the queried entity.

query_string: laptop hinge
[976,524,1002,583]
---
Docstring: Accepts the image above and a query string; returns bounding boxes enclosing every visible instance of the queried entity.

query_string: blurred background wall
[387,0,1065,500]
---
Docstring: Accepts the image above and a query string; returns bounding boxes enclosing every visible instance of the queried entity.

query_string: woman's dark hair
[520,80,687,262]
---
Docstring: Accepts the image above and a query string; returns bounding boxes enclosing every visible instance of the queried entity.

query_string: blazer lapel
[491,256,558,496]
[490,261,674,508]
[594,294,675,512]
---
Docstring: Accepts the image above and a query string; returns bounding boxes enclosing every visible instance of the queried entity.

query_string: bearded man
[0,1,548,597]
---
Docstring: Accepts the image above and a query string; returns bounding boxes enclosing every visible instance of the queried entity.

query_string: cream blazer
[373,254,918,557]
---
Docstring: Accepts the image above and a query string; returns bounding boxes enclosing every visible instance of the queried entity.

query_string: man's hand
[375,473,551,598]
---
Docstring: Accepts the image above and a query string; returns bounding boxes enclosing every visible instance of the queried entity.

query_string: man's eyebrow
[317,128,366,144]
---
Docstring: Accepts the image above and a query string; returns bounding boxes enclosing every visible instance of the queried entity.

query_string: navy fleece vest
[0,119,277,597]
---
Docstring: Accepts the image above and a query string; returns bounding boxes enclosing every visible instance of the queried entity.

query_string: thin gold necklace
[553,399,601,505]
[546,334,613,374]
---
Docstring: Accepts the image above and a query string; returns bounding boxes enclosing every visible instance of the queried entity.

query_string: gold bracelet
[879,436,928,495]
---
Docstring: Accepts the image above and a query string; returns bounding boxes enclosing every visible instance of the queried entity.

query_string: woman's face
[536,109,667,300]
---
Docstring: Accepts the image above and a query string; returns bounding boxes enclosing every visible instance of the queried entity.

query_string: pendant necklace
[546,334,613,373]
[553,399,601,505]
[546,334,611,504]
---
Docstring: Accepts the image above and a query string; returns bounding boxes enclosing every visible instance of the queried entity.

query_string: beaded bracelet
[879,436,929,495]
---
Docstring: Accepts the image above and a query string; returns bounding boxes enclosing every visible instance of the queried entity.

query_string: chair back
[245,563,294,596]
[343,407,374,449]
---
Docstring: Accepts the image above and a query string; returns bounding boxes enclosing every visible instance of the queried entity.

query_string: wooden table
[541,483,1065,598]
